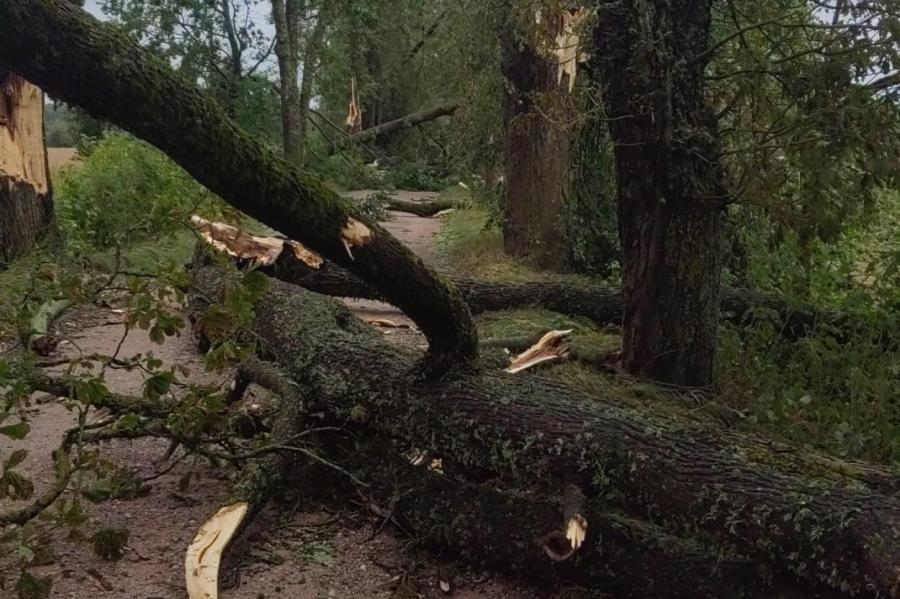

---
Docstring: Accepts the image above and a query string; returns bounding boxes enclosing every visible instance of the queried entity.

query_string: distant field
[47,146,78,174]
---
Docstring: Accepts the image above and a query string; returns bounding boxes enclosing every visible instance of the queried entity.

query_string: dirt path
[342,190,445,348]
[1,193,543,598]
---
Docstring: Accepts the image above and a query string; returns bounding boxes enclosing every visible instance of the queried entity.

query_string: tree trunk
[593,1,728,387]
[0,74,55,267]
[497,7,573,270]
[272,0,303,163]
[326,102,459,155]
[296,11,326,165]
[190,265,900,597]
[335,439,839,599]
[0,0,477,371]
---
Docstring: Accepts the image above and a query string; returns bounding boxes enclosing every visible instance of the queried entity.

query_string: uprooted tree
[1,2,899,598]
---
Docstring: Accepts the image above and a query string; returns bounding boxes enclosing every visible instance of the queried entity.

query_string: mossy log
[0,0,476,371]
[192,266,900,597]
[263,252,882,343]
[342,440,843,599]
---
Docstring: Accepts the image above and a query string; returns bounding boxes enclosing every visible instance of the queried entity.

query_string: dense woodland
[1,0,899,597]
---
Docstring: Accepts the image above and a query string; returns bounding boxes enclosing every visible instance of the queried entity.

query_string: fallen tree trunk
[0,0,476,371]
[341,439,843,599]
[327,102,459,155]
[384,196,457,217]
[263,251,883,342]
[191,265,900,596]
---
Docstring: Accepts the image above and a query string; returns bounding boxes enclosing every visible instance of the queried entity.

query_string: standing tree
[271,0,326,164]
[494,5,584,270]
[0,72,55,267]
[591,0,728,387]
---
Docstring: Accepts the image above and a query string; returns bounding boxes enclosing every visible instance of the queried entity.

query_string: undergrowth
[438,206,900,465]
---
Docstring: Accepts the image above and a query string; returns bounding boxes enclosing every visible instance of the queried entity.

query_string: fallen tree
[186,265,900,597]
[327,101,459,155]
[261,247,886,342]
[383,195,457,217]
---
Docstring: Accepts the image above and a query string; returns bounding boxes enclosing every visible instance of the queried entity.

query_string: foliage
[718,190,900,463]
[44,103,105,148]
[100,0,272,108]
[709,0,900,285]
[54,132,217,251]
[91,527,130,561]
[563,90,620,278]
[357,191,392,222]
[305,152,385,190]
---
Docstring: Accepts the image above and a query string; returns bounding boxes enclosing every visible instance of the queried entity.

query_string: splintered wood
[366,318,409,329]
[505,330,573,374]
[534,8,590,92]
[191,215,323,269]
[566,513,588,550]
[185,501,249,599]
[543,484,588,562]
[0,76,49,193]
[340,216,373,260]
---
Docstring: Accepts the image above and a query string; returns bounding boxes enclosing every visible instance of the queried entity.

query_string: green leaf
[0,421,30,440]
[144,372,174,400]
[92,527,130,561]
[16,571,53,599]
[4,449,28,470]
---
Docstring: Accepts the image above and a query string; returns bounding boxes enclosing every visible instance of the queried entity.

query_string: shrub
[55,132,211,251]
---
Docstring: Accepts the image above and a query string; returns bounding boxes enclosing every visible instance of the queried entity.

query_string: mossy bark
[593,0,728,387]
[496,4,572,270]
[0,0,476,371]
[192,267,900,597]
[338,440,838,599]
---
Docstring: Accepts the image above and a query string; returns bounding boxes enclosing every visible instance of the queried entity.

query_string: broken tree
[493,4,586,269]
[0,71,55,267]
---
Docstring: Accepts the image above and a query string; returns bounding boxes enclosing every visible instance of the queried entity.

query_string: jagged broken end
[542,513,588,562]
[505,329,573,374]
[184,501,249,599]
[191,215,323,269]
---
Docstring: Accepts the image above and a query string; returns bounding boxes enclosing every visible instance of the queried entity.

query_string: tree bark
[0,0,477,371]
[326,101,459,155]
[296,10,326,165]
[342,440,846,598]
[0,74,55,267]
[496,6,573,270]
[271,0,304,163]
[262,252,883,344]
[593,1,728,387]
[190,265,900,597]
